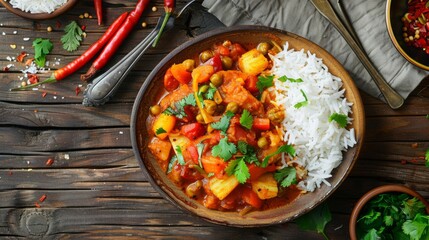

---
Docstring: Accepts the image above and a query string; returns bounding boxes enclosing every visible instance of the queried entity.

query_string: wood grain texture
[0,0,428,239]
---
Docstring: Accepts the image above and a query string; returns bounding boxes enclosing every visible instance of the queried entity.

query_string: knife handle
[312,0,404,109]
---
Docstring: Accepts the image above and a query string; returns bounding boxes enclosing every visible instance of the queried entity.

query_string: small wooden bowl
[0,0,78,20]
[386,0,429,70]
[349,185,429,239]
[131,25,365,227]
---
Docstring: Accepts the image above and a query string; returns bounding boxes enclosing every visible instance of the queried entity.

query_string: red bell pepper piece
[253,118,270,131]
[180,123,205,140]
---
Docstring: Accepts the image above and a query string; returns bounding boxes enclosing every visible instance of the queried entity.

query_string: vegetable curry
[147,40,303,214]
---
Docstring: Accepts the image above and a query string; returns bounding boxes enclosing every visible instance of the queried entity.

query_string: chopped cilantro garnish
[239,109,253,130]
[155,127,166,135]
[262,144,296,167]
[211,137,237,161]
[166,155,177,174]
[256,75,274,93]
[274,166,297,187]
[163,93,196,118]
[225,158,250,184]
[237,140,259,165]
[205,85,217,100]
[328,113,348,128]
[294,89,308,109]
[175,146,185,165]
[278,75,303,83]
[211,111,234,133]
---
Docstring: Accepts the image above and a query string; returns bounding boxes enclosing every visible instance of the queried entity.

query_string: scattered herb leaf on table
[61,21,83,52]
[32,38,53,67]
[295,203,332,240]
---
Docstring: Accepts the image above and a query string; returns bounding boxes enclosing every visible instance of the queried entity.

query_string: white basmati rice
[271,43,356,192]
[8,0,67,14]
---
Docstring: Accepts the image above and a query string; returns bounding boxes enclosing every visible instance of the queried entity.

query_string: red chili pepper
[39,194,47,202]
[45,158,54,166]
[11,12,128,91]
[16,51,27,63]
[81,0,151,81]
[94,0,103,25]
[152,0,176,47]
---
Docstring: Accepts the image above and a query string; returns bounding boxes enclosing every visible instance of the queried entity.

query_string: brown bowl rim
[385,0,429,71]
[131,25,365,227]
[0,0,78,20]
[349,184,429,240]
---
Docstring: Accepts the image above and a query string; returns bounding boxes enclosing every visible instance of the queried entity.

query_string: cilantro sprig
[61,21,83,52]
[211,137,237,161]
[257,75,274,93]
[278,75,303,83]
[274,167,297,187]
[211,111,234,133]
[239,109,253,130]
[164,94,196,118]
[262,144,296,167]
[225,158,250,184]
[32,38,53,67]
[329,113,348,128]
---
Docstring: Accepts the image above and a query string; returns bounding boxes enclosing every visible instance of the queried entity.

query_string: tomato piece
[248,164,277,182]
[180,123,206,140]
[245,75,258,93]
[187,144,199,165]
[192,65,215,83]
[163,68,179,91]
[229,43,246,61]
[215,45,230,56]
[253,118,270,131]
[242,185,262,208]
[171,63,192,84]
[205,54,223,72]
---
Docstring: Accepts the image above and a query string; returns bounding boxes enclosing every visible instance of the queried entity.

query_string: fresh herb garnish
[164,93,196,118]
[262,144,296,167]
[274,167,297,187]
[211,137,237,161]
[425,148,429,168]
[205,85,217,100]
[61,21,83,52]
[356,193,429,239]
[329,113,348,128]
[278,75,303,83]
[295,203,332,240]
[197,143,205,168]
[175,146,185,165]
[32,38,53,67]
[294,89,308,109]
[225,158,250,184]
[237,140,259,165]
[166,155,177,174]
[155,127,166,135]
[257,75,274,93]
[239,109,253,130]
[211,111,234,133]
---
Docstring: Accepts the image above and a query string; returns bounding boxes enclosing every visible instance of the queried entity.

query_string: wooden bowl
[0,0,78,20]
[131,25,365,227]
[386,0,429,70]
[349,185,429,239]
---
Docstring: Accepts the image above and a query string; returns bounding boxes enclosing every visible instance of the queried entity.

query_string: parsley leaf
[211,137,237,161]
[295,203,332,239]
[211,111,234,133]
[278,75,303,83]
[425,148,429,168]
[61,21,83,52]
[257,75,274,93]
[262,144,296,167]
[155,128,166,135]
[294,89,308,109]
[239,109,253,130]
[32,38,53,67]
[274,167,297,187]
[163,94,196,118]
[329,113,348,128]
[175,146,185,165]
[166,155,177,174]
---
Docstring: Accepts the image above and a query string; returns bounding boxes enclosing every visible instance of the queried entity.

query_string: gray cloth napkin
[202,0,428,101]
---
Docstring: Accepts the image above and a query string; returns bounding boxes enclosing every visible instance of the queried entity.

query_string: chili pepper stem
[10,76,57,91]
[152,11,172,48]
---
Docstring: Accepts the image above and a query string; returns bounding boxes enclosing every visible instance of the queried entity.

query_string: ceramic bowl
[349,184,429,239]
[0,0,78,20]
[131,25,365,227]
[386,0,429,70]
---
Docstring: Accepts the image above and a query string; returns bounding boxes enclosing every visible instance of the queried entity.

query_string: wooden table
[1,0,428,239]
